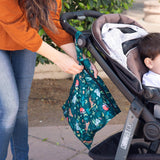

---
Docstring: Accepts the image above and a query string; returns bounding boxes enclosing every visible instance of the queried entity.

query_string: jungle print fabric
[62,32,121,149]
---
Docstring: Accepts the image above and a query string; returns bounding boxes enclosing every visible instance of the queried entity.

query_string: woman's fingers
[66,63,84,74]
[55,54,84,75]
[91,62,98,78]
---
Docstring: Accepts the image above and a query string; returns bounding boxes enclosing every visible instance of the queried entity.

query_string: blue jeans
[0,49,37,160]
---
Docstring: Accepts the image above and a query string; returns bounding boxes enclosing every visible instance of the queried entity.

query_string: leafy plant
[37,0,133,65]
[63,0,133,14]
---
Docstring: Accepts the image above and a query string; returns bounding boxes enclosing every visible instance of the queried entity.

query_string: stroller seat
[91,13,160,105]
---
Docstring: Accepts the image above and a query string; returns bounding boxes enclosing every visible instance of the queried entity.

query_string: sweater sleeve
[42,0,73,47]
[0,0,42,52]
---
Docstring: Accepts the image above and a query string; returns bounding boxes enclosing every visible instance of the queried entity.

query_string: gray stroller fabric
[91,14,148,96]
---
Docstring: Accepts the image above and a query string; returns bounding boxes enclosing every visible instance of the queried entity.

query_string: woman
[0,0,97,159]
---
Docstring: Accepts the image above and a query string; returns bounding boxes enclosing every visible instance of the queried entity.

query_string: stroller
[60,10,160,160]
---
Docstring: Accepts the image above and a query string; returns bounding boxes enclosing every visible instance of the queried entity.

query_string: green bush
[63,0,133,14]
[36,0,133,65]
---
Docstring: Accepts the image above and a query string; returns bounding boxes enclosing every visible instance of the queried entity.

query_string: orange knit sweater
[0,0,73,52]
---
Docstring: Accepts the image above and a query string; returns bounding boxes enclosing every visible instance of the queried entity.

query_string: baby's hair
[137,33,160,62]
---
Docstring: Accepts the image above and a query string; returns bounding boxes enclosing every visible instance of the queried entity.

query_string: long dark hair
[18,0,57,32]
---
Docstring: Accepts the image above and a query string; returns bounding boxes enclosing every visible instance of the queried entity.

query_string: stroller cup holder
[60,11,160,160]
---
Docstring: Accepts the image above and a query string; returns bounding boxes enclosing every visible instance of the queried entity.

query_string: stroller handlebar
[60,10,103,37]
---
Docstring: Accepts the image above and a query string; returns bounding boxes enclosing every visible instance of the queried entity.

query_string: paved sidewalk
[6,0,160,160]
[7,125,123,160]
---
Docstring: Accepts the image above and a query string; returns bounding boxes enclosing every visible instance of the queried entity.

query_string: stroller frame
[60,10,160,160]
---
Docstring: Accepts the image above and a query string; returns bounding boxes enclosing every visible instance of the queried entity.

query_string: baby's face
[151,54,160,75]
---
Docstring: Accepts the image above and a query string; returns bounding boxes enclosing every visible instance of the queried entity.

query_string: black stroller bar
[87,40,135,103]
[60,10,103,37]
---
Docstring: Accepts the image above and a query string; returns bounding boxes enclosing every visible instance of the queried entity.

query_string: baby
[137,33,160,118]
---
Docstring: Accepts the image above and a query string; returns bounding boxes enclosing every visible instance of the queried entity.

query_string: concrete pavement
[6,0,160,159]
[7,125,123,160]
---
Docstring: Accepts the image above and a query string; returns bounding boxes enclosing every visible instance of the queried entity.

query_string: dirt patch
[28,78,130,127]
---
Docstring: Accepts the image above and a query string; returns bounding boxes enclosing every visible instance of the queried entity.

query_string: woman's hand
[54,53,84,75]
[36,41,83,75]
[90,62,98,78]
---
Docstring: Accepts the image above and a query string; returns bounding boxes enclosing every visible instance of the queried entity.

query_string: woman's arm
[60,42,77,60]
[36,41,84,75]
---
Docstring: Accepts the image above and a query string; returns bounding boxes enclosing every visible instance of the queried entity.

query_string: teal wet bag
[62,31,121,149]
